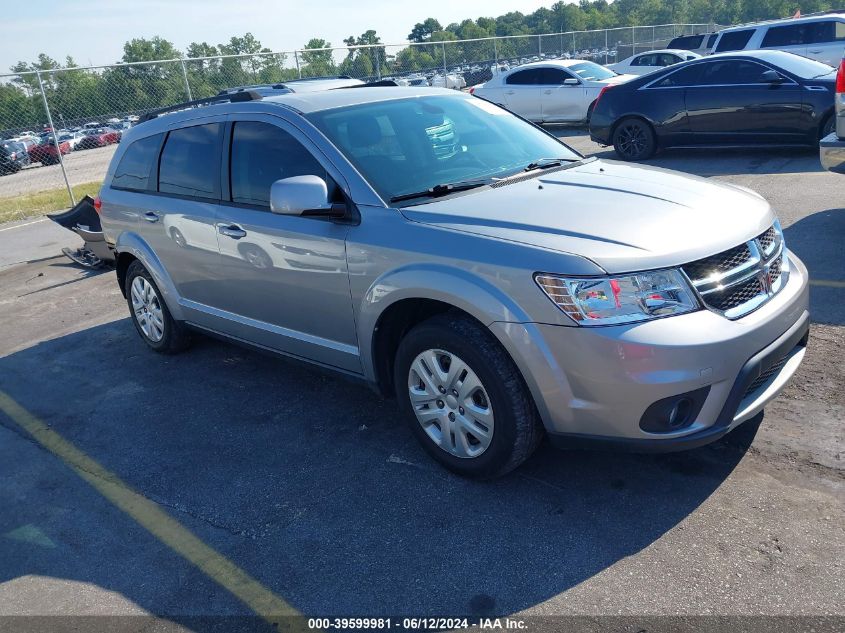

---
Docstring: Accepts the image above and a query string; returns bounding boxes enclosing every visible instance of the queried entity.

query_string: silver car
[99,87,809,478]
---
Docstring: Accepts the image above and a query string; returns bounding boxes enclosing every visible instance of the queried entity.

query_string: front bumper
[489,251,810,450]
[820,132,845,174]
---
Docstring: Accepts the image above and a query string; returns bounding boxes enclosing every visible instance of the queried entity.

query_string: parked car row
[0,118,135,174]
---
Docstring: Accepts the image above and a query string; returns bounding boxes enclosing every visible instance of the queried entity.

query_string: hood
[399,159,774,274]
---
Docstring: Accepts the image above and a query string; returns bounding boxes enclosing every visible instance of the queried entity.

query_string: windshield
[567,61,617,81]
[307,95,579,203]
[768,52,835,78]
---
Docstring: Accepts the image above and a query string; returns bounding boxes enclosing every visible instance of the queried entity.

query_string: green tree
[408,18,443,42]
[301,38,336,78]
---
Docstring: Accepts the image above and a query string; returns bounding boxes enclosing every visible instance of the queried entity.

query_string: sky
[3,0,556,72]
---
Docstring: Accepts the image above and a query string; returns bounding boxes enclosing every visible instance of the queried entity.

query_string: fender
[115,231,185,321]
[356,262,537,382]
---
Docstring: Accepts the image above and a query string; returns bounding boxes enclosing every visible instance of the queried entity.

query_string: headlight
[534,269,699,326]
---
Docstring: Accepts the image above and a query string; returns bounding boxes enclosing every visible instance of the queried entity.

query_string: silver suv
[99,87,810,478]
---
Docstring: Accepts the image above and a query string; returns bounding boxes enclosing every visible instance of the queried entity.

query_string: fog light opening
[667,398,693,428]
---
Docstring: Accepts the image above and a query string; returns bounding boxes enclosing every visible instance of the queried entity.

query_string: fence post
[493,37,498,64]
[441,41,447,77]
[294,51,302,78]
[538,34,542,56]
[605,30,608,63]
[36,71,75,207]
[179,59,192,101]
[572,32,576,55]
[632,26,636,53]
[375,48,381,80]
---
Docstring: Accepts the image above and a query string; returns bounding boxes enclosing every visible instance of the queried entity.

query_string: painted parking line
[0,218,48,233]
[810,279,845,289]
[0,390,302,630]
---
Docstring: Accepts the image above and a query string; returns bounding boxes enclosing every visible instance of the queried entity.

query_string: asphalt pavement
[0,132,842,632]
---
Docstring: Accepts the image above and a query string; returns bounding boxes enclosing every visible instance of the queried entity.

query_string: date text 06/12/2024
[306,618,527,630]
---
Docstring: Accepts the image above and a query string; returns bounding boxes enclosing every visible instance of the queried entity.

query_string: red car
[28,138,71,165]
[77,128,121,150]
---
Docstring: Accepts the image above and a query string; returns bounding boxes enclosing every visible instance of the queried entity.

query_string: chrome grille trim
[681,222,787,320]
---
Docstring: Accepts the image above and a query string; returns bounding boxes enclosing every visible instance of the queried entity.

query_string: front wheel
[394,313,543,479]
[612,117,656,161]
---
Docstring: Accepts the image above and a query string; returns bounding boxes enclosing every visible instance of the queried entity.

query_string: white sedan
[471,59,635,123]
[607,49,701,76]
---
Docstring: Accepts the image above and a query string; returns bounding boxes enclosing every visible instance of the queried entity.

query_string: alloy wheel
[617,122,648,159]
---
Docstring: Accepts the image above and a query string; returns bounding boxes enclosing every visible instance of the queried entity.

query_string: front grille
[743,352,791,399]
[769,255,782,285]
[681,223,785,319]
[757,226,776,254]
[707,277,764,311]
[682,243,752,281]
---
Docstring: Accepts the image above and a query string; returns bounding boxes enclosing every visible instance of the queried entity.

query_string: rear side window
[158,124,221,199]
[668,35,703,50]
[714,29,755,52]
[506,69,542,85]
[229,121,332,207]
[806,20,845,43]
[633,54,656,66]
[762,24,808,47]
[111,134,162,191]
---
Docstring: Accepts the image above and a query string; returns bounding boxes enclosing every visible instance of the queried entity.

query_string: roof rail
[336,79,400,89]
[285,75,353,83]
[138,90,262,123]
[218,84,288,94]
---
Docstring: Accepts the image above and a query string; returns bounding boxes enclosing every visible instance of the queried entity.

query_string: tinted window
[230,121,330,207]
[656,53,682,66]
[707,34,718,48]
[653,63,705,87]
[158,124,220,199]
[633,54,656,66]
[807,20,845,43]
[540,68,574,84]
[700,60,768,84]
[506,69,542,85]
[568,61,617,80]
[668,35,704,50]
[112,134,162,191]
[762,24,807,47]
[714,29,755,52]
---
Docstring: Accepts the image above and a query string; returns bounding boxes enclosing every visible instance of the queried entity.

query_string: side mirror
[760,69,784,84]
[562,78,580,86]
[270,175,344,218]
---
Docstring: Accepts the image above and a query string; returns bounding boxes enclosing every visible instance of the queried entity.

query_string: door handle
[505,90,515,95]
[808,49,823,54]
[544,89,552,94]
[218,224,247,239]
[143,211,160,223]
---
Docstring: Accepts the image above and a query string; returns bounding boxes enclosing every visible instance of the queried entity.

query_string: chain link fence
[0,23,716,222]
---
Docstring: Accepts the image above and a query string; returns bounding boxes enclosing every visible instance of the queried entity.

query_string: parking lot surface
[0,131,842,631]
[0,145,116,199]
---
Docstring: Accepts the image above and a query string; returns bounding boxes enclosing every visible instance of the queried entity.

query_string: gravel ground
[0,131,842,632]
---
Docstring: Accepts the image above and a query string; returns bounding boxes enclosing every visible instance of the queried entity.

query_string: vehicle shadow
[0,320,758,621]
[549,126,825,176]
[784,207,845,326]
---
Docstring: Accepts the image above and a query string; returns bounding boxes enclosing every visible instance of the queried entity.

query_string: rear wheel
[820,114,835,140]
[125,260,190,354]
[394,313,543,479]
[612,117,656,161]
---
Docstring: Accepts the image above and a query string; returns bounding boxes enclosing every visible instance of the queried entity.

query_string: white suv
[712,13,845,66]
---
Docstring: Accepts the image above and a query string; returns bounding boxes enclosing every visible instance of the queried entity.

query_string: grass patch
[0,181,102,225]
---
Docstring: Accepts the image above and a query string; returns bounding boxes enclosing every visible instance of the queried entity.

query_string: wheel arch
[114,232,185,320]
[360,264,537,397]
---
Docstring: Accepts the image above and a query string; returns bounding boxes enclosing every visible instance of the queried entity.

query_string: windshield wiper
[523,157,579,172]
[389,179,490,203]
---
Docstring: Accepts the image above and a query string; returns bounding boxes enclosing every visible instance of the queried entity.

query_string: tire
[394,312,543,479]
[612,116,656,161]
[586,100,596,125]
[124,260,190,354]
[820,114,835,140]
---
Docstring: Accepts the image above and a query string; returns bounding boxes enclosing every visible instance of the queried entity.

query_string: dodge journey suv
[99,87,809,478]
